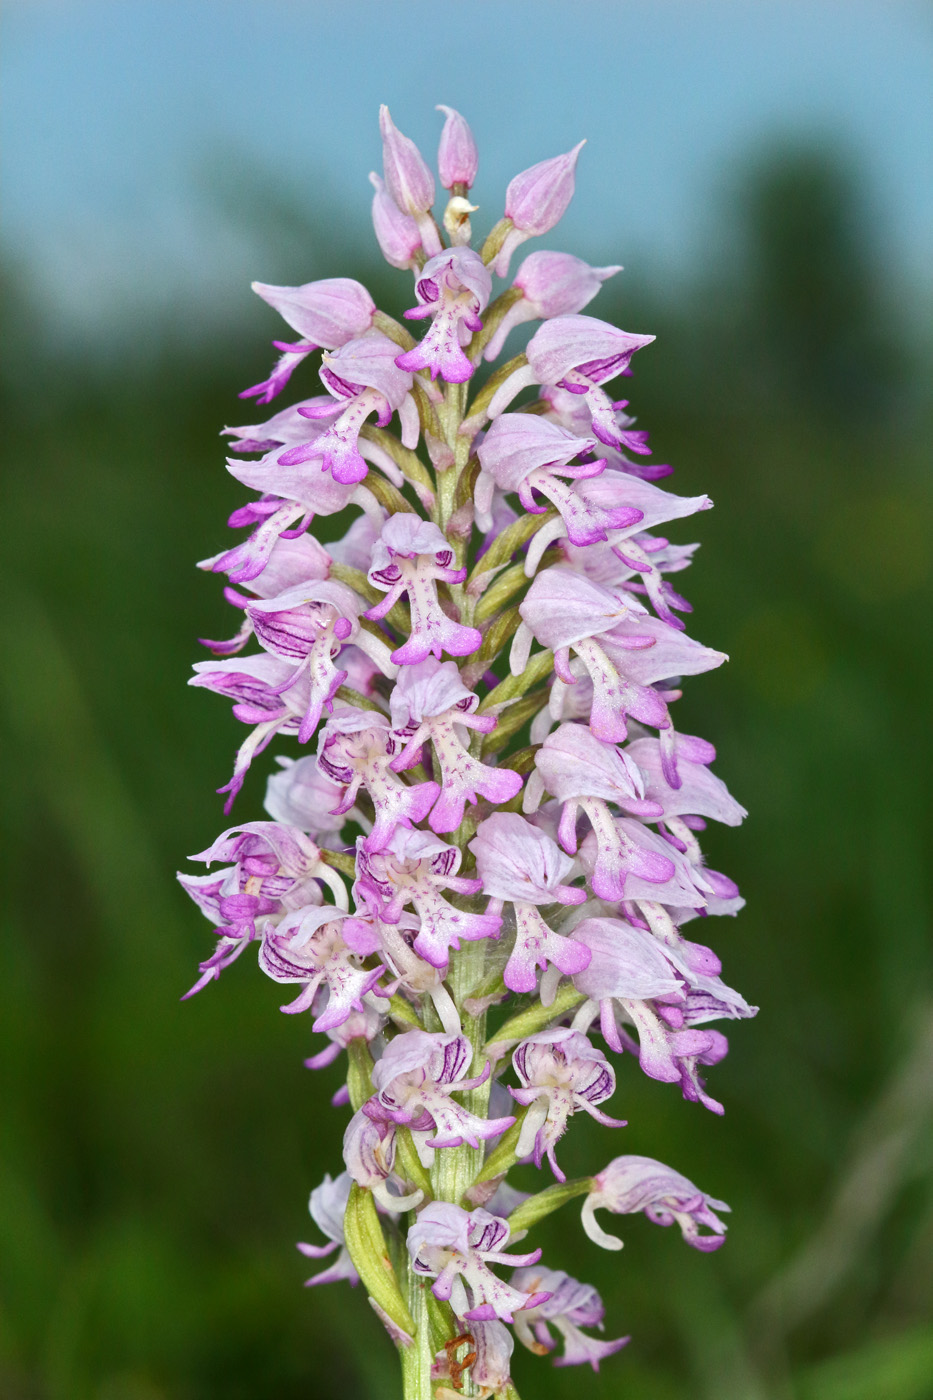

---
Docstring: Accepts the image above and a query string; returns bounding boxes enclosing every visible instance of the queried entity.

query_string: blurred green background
[2,4,932,1398]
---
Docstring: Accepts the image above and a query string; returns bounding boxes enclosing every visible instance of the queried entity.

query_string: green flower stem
[474,606,522,670]
[358,469,412,517]
[387,994,424,1030]
[479,217,514,267]
[412,379,444,442]
[477,649,555,715]
[347,1038,375,1112]
[401,1277,435,1400]
[344,1184,415,1337]
[371,309,418,352]
[359,423,436,504]
[466,509,556,587]
[459,353,528,437]
[334,683,387,714]
[432,937,489,1211]
[473,561,533,623]
[396,1127,433,1200]
[480,690,548,755]
[374,303,561,1400]
[317,848,357,880]
[485,984,586,1057]
[507,1177,593,1235]
[467,286,524,361]
[468,1115,526,1193]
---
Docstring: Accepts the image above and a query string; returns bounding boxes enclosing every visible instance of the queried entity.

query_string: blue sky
[3,0,931,336]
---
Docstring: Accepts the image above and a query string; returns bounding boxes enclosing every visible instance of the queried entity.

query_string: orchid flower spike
[182,103,751,1394]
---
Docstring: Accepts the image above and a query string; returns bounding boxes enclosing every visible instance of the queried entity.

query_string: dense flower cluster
[181,104,753,1399]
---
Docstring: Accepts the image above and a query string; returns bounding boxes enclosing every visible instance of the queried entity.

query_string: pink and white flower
[396,248,492,383]
[510,1267,629,1369]
[316,708,439,853]
[367,1030,513,1160]
[510,1029,625,1181]
[470,813,590,994]
[240,277,376,405]
[408,1204,550,1323]
[297,1172,359,1288]
[389,659,522,832]
[475,414,643,547]
[277,329,418,485]
[355,827,501,969]
[366,514,481,665]
[582,1154,730,1252]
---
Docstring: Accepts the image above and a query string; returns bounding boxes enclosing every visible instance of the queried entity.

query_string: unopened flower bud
[493,140,586,276]
[507,141,585,232]
[369,172,421,270]
[379,105,442,256]
[437,104,479,189]
[484,252,621,360]
[380,105,436,216]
